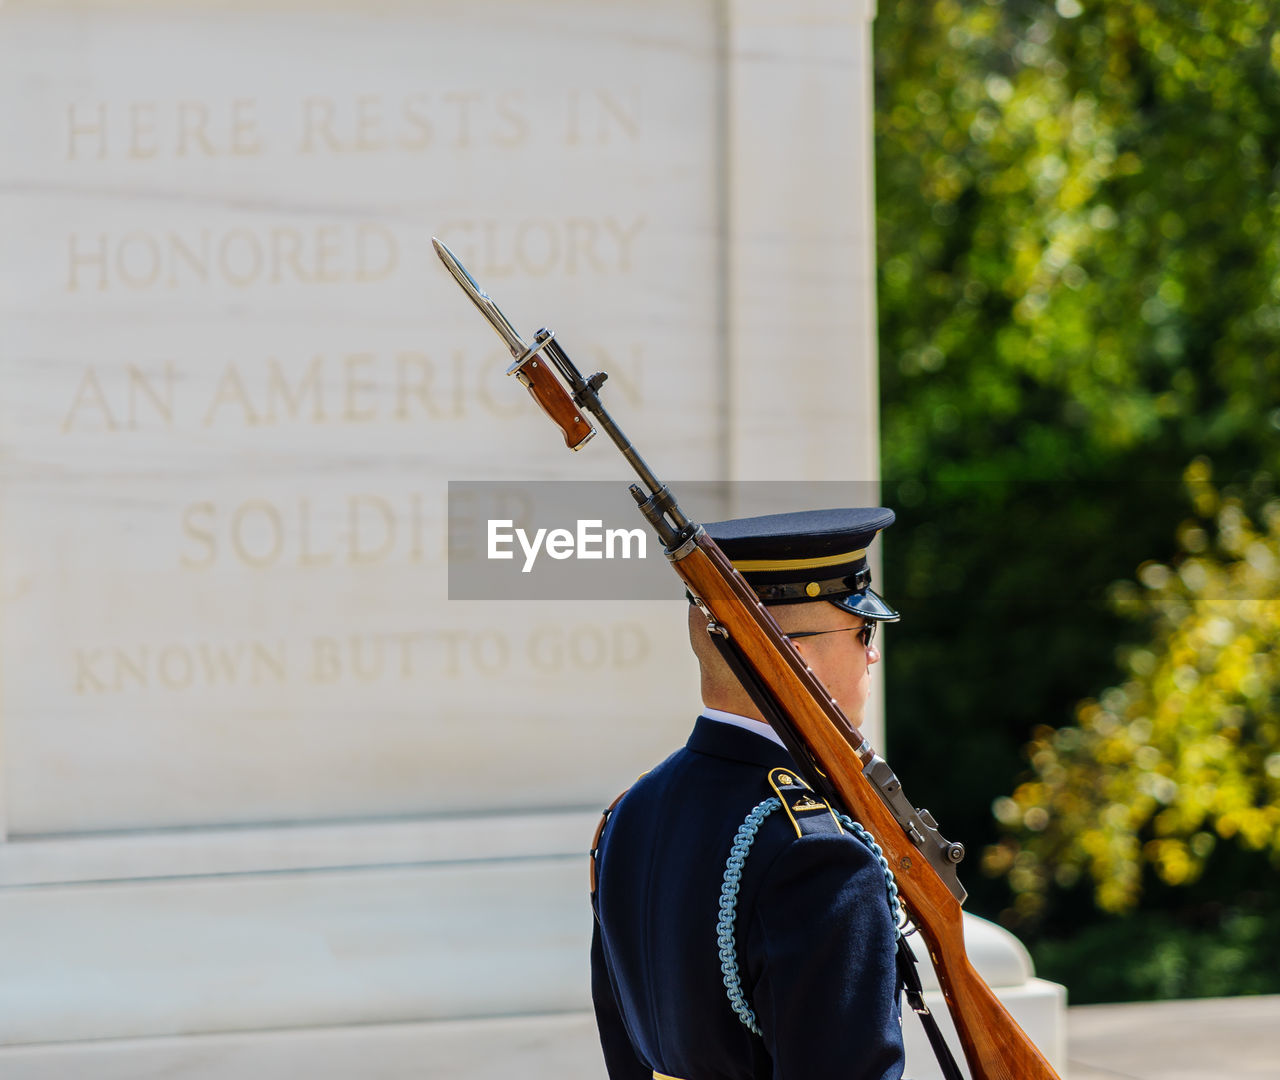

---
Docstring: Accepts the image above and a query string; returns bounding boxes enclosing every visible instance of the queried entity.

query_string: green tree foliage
[987,463,1280,918]
[1032,905,1280,1002]
[873,0,1280,983]
[877,0,1280,475]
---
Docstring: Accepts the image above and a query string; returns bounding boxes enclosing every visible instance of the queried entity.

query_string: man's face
[771,601,881,731]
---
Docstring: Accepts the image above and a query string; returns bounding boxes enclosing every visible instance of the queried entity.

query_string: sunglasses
[784,622,877,648]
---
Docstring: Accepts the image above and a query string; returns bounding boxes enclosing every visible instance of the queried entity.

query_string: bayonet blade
[432,237,528,358]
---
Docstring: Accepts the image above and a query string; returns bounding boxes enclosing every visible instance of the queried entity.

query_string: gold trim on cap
[732,548,866,573]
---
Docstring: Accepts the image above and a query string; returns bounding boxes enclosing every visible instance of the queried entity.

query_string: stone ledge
[0,1012,605,1080]
[0,857,590,1045]
[0,810,601,887]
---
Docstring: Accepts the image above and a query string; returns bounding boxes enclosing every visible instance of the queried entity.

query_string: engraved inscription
[64,215,645,291]
[299,92,529,153]
[60,345,643,432]
[71,623,652,693]
[564,88,641,146]
[178,494,430,570]
[61,363,175,432]
[67,224,398,292]
[435,215,645,278]
[74,640,287,693]
[65,89,641,161]
[67,99,265,160]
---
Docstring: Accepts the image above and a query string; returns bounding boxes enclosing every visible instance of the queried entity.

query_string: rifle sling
[896,937,967,1080]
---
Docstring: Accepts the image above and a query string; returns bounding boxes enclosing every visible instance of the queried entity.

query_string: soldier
[590,508,907,1080]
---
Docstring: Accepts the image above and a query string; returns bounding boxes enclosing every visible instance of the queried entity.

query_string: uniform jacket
[591,715,905,1080]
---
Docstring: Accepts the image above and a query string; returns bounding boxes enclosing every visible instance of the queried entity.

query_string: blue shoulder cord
[716,797,904,1037]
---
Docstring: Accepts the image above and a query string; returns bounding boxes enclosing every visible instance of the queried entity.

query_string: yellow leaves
[1014,779,1049,808]
[1186,459,1219,516]
[1134,745,1162,770]
[1139,562,1173,589]
[1079,829,1110,860]
[1218,806,1280,850]
[1243,807,1280,849]
[1189,831,1216,858]
[1211,649,1251,694]
[1103,802,1134,829]
[982,840,1017,877]
[992,796,1023,828]
[1024,807,1051,832]
[1245,539,1276,575]
[1097,878,1135,914]
[990,479,1280,915]
[1128,715,1154,741]
[1194,484,1224,518]
[1015,890,1047,920]
[1144,838,1200,886]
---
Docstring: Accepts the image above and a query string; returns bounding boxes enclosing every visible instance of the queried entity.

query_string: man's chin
[842,709,866,732]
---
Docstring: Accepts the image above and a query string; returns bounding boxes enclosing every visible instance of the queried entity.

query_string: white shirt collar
[700,708,787,749]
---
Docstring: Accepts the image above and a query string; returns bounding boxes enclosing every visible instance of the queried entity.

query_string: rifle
[433,237,1062,1080]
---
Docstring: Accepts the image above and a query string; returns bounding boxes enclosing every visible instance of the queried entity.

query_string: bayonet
[432,237,527,360]
[433,237,596,451]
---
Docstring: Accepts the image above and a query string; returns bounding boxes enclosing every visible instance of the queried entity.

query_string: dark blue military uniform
[591,715,905,1080]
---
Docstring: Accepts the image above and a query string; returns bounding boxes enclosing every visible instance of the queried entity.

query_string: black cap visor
[831,587,899,622]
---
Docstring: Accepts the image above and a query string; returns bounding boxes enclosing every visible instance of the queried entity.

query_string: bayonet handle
[512,355,595,451]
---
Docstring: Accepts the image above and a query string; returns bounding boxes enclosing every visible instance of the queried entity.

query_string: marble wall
[1,0,728,838]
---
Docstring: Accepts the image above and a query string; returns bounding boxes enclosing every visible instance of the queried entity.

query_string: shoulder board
[767,766,846,839]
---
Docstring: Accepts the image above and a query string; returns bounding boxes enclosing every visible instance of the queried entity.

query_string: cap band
[730,547,867,573]
[754,565,873,603]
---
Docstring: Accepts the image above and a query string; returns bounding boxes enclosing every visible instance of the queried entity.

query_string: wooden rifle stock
[675,535,1061,1080]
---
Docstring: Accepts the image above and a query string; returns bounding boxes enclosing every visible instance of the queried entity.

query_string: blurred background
[876,0,1280,1006]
